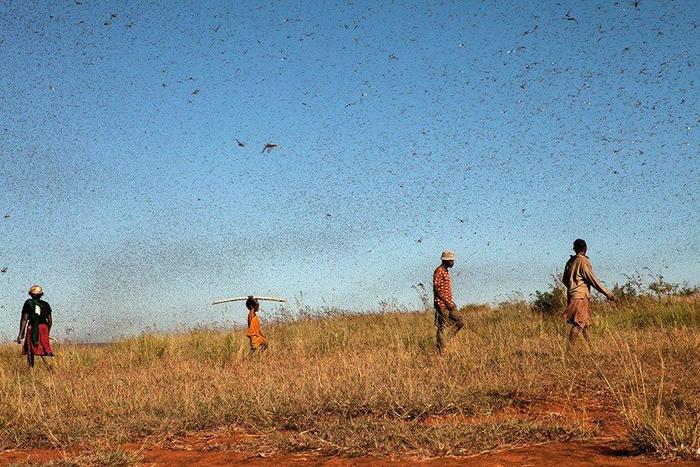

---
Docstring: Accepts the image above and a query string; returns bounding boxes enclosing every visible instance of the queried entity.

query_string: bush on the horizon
[531,272,699,316]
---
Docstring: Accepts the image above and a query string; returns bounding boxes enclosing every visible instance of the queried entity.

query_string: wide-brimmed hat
[441,250,455,261]
[29,284,43,295]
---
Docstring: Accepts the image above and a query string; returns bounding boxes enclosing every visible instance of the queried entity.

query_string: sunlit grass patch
[274,416,593,457]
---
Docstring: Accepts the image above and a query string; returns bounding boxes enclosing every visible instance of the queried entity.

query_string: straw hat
[441,250,455,261]
[29,284,43,295]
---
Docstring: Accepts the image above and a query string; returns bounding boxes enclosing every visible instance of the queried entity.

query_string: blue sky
[1,0,698,341]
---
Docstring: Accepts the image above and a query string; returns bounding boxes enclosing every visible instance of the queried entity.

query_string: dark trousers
[435,306,464,352]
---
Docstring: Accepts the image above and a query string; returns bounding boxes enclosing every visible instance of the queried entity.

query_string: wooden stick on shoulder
[212,296,287,306]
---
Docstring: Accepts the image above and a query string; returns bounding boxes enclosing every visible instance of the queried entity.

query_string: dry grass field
[1,292,698,465]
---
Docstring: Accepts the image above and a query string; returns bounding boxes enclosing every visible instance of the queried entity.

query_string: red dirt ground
[2,397,696,466]
[3,441,697,466]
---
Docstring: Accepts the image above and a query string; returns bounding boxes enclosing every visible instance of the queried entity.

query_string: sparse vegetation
[612,272,700,302]
[0,288,698,463]
[22,448,142,467]
[531,275,567,315]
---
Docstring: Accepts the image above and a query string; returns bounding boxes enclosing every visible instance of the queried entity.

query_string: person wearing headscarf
[16,284,54,368]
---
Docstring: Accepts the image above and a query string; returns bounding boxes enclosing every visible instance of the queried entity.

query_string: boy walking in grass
[16,284,54,368]
[563,239,616,344]
[245,296,268,354]
[434,250,464,353]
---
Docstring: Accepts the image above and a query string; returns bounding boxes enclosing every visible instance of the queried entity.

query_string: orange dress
[246,310,267,350]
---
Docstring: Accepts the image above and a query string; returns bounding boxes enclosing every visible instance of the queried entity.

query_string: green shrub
[531,275,566,315]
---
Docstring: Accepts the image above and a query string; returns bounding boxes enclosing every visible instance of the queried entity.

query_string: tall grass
[0,296,698,460]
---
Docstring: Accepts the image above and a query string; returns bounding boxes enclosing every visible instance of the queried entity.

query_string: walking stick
[39,355,53,372]
[38,338,54,372]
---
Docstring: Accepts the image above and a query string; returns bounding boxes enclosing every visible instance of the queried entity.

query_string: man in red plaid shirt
[433,250,463,353]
